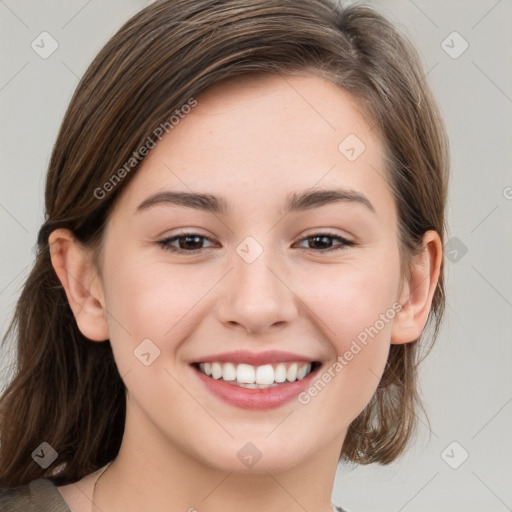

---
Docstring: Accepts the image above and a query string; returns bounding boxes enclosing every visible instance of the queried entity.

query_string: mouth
[191,361,320,389]
[189,349,323,410]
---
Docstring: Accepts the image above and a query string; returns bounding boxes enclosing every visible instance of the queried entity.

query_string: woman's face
[94,73,406,473]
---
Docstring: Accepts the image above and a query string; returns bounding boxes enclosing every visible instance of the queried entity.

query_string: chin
[190,435,314,475]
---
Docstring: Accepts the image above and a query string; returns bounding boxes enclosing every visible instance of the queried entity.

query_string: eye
[158,232,217,254]
[293,232,354,253]
[157,231,354,255]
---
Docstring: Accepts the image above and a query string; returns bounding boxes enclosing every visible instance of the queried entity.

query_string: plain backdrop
[0,1,511,511]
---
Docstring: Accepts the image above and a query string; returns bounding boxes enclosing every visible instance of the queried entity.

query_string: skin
[50,72,442,512]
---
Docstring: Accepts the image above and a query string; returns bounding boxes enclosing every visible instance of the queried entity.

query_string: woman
[0,0,449,510]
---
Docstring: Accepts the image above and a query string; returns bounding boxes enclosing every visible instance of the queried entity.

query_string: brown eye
[158,233,216,254]
[294,233,354,253]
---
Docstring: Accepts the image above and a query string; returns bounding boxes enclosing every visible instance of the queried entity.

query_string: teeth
[286,363,297,382]
[222,362,236,381]
[297,364,308,380]
[211,362,222,379]
[255,364,274,385]
[275,364,287,383]
[237,363,255,384]
[197,361,313,385]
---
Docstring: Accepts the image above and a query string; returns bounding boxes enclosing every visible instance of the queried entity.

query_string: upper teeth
[198,362,312,385]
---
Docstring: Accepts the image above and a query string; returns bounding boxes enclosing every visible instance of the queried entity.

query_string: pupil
[310,235,331,249]
[181,235,202,249]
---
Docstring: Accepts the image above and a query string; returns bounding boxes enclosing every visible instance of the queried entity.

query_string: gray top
[0,478,349,511]
[0,479,70,511]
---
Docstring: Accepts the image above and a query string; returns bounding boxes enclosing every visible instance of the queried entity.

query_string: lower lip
[191,364,320,410]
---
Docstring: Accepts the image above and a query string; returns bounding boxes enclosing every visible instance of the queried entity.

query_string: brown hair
[0,0,449,487]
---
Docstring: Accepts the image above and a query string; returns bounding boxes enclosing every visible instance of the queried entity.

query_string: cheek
[110,267,205,333]
[101,256,222,371]
[301,250,401,350]
[294,251,400,417]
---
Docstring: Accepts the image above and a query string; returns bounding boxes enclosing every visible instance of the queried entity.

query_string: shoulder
[0,479,70,512]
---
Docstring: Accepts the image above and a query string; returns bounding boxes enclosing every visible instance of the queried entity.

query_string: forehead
[115,72,393,219]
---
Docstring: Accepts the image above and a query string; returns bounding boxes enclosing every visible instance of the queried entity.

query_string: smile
[194,361,316,389]
[191,359,321,410]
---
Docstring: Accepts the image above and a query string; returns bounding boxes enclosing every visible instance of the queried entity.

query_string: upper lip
[191,350,318,366]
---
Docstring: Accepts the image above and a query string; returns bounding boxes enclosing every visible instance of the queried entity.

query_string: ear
[48,228,109,342]
[391,230,443,344]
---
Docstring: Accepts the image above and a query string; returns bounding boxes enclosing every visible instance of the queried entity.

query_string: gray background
[1,1,511,511]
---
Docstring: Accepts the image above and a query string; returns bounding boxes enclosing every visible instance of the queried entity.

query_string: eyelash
[157,231,354,255]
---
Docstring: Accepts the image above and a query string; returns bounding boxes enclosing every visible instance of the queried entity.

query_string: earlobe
[48,228,109,342]
[391,230,443,345]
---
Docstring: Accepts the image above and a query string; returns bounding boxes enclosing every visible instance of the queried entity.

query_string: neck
[95,401,345,512]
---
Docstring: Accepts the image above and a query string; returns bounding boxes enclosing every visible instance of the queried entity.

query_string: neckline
[46,469,346,512]
[91,461,113,511]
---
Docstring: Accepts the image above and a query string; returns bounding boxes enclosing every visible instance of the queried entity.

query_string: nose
[216,244,298,335]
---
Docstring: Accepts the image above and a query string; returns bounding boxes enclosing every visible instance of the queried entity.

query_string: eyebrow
[135,187,375,216]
